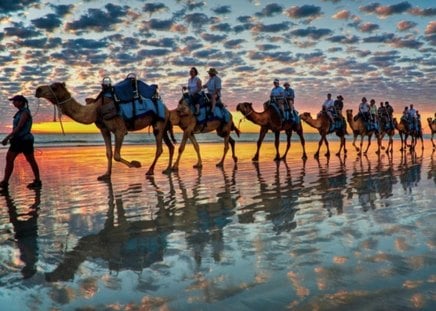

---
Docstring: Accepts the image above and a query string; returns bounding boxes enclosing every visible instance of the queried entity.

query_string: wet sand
[0,140,435,310]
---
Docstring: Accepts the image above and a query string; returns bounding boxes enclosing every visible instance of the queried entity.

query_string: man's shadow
[1,188,41,279]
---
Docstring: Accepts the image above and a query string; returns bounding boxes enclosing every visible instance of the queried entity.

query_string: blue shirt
[284,87,295,99]
[270,86,284,97]
[205,76,221,96]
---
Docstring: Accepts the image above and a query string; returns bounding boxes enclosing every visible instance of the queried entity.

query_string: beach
[0,139,435,310]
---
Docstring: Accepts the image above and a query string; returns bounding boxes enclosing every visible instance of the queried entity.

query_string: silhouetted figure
[2,188,41,279]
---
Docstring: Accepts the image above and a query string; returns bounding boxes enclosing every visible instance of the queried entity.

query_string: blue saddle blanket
[269,101,300,124]
[329,118,345,133]
[184,95,231,124]
[118,98,166,120]
[112,78,157,102]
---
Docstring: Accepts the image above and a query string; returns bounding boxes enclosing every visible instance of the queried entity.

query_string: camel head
[176,95,192,117]
[300,112,312,121]
[346,109,353,116]
[428,117,433,123]
[236,102,253,116]
[35,82,70,105]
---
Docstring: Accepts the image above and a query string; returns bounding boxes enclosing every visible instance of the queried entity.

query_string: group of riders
[183,68,424,136]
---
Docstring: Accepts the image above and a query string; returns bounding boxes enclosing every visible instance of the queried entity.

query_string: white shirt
[323,98,334,109]
[188,76,201,95]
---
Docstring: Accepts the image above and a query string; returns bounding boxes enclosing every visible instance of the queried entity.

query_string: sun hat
[8,95,28,103]
[283,82,290,86]
[273,78,279,83]
[207,68,218,74]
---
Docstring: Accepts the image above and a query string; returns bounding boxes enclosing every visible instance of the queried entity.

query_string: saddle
[100,74,165,122]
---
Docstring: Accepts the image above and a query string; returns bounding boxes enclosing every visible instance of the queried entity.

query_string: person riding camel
[283,82,295,113]
[203,68,221,116]
[408,104,418,133]
[183,67,202,116]
[322,93,335,123]
[270,79,285,116]
[358,97,370,122]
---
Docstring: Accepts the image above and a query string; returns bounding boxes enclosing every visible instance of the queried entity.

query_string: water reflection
[239,160,303,234]
[173,165,238,267]
[314,156,347,217]
[45,181,170,282]
[1,189,40,279]
[398,150,423,192]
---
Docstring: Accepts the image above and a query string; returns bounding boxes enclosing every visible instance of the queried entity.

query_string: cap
[8,95,28,103]
[207,68,218,74]
[273,78,279,83]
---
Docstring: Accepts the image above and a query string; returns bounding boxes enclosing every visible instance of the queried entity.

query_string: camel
[377,119,395,154]
[35,82,175,179]
[393,117,423,151]
[346,109,376,156]
[236,102,307,161]
[169,95,240,171]
[299,112,346,158]
[427,117,436,149]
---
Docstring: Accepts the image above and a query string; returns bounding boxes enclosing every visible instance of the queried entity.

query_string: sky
[0,0,435,133]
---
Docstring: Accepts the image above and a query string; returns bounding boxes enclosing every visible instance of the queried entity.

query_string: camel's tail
[232,121,241,137]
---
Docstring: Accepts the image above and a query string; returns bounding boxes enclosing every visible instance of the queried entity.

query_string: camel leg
[252,127,268,162]
[336,134,345,157]
[432,133,435,149]
[229,136,238,163]
[162,131,175,174]
[190,134,203,169]
[273,131,281,161]
[172,131,190,171]
[217,135,230,167]
[324,136,330,157]
[376,134,382,154]
[98,128,113,181]
[314,135,324,158]
[280,129,292,161]
[358,135,364,156]
[352,134,360,153]
[363,135,371,155]
[296,127,307,160]
[399,133,404,151]
[113,129,142,168]
[146,125,164,176]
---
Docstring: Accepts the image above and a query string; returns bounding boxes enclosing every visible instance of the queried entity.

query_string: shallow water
[0,141,435,310]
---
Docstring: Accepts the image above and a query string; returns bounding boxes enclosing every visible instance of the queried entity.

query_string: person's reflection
[2,188,41,279]
[398,150,422,192]
[315,156,347,217]
[45,181,170,282]
[176,165,238,267]
[374,152,396,201]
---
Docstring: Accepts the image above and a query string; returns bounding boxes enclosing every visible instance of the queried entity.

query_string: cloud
[255,3,283,17]
[4,22,40,38]
[143,3,168,15]
[184,13,213,30]
[362,33,395,43]
[212,5,232,15]
[66,4,128,32]
[31,14,63,31]
[252,21,290,33]
[359,22,379,33]
[49,4,74,17]
[0,0,39,13]
[211,22,232,32]
[184,0,206,11]
[223,39,245,49]
[290,26,332,39]
[409,7,436,16]
[142,18,175,31]
[200,33,227,43]
[332,10,350,20]
[396,20,417,31]
[389,36,423,49]
[425,21,436,35]
[286,5,322,19]
[360,1,412,17]
[327,35,359,44]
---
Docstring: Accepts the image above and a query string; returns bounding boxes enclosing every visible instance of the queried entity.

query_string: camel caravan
[34,73,435,179]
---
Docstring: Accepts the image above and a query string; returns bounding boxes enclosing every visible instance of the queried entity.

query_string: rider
[408,104,418,133]
[270,79,285,115]
[184,67,202,115]
[322,93,335,123]
[358,97,370,122]
[203,68,221,115]
[283,82,295,113]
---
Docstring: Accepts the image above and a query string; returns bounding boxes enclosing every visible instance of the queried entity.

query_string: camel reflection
[239,160,304,234]
[349,154,397,211]
[314,156,347,217]
[45,181,172,282]
[173,166,238,267]
[398,150,423,192]
[1,188,41,279]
